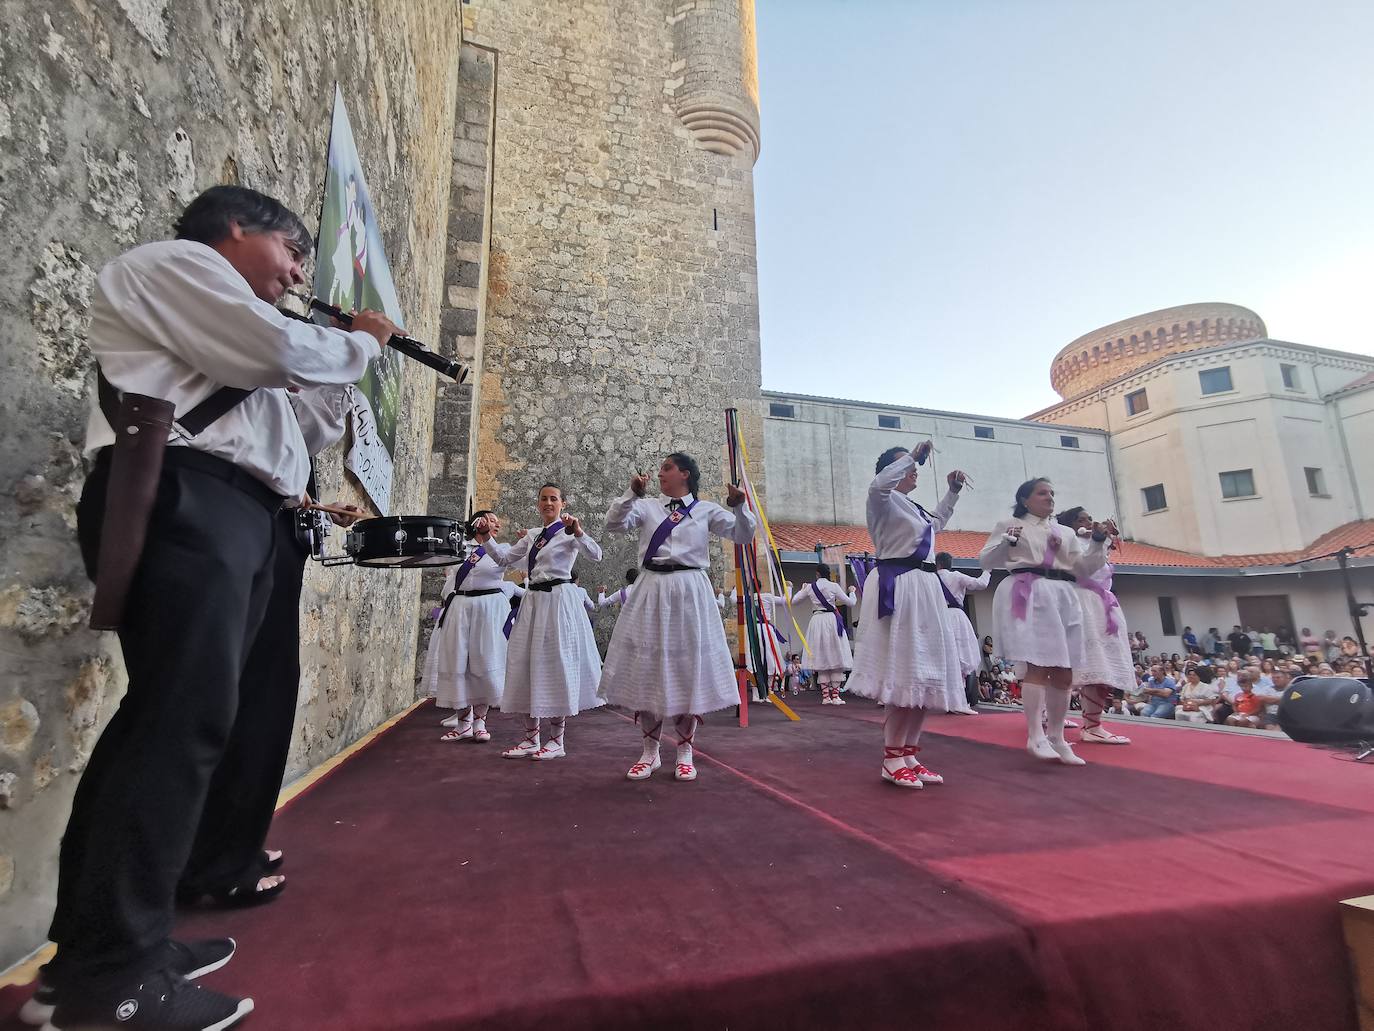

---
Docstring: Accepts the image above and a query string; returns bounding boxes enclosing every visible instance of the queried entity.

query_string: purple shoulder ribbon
[527,521,565,576]
[503,597,520,639]
[439,546,487,628]
[936,570,961,609]
[810,582,847,637]
[1078,564,1122,636]
[641,499,699,566]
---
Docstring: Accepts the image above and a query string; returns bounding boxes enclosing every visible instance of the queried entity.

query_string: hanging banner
[314,84,404,513]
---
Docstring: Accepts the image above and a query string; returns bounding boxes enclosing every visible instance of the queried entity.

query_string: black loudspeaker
[1277,676,1374,743]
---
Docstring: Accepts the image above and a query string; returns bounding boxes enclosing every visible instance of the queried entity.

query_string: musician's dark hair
[664,452,700,495]
[1012,477,1052,518]
[465,509,495,539]
[625,568,639,584]
[1056,506,1087,529]
[875,446,909,475]
[935,552,953,570]
[816,562,832,580]
[173,185,311,254]
[538,482,564,501]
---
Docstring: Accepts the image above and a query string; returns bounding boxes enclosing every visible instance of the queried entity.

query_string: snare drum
[344,515,464,567]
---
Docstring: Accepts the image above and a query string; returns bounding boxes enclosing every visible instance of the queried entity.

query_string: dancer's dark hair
[664,452,701,494]
[935,552,953,570]
[816,562,831,580]
[875,446,909,475]
[539,482,564,500]
[1012,477,1052,518]
[1055,506,1086,529]
[625,568,638,583]
[465,509,495,538]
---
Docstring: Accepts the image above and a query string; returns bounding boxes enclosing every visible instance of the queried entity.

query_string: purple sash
[1010,527,1061,622]
[876,521,934,619]
[618,587,627,605]
[437,546,487,628]
[503,597,520,639]
[936,571,961,610]
[1078,564,1122,636]
[641,499,698,566]
[810,582,847,637]
[527,520,565,576]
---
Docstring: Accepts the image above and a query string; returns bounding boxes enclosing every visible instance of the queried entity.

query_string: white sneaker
[1048,739,1087,766]
[531,741,565,760]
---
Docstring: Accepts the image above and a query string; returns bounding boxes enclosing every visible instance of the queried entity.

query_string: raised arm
[574,531,603,562]
[484,534,530,569]
[704,499,757,545]
[1069,534,1109,577]
[869,450,916,500]
[980,522,1018,571]
[790,583,813,607]
[952,569,992,592]
[604,493,644,535]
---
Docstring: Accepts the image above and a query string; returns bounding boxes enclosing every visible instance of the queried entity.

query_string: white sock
[1043,686,1072,744]
[1021,683,1048,744]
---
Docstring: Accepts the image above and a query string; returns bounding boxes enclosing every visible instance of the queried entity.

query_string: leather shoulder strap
[96,365,255,439]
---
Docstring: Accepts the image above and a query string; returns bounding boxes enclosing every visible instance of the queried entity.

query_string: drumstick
[304,501,364,518]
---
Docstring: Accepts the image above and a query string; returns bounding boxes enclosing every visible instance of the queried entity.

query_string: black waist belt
[94,446,286,513]
[947,602,963,610]
[1014,567,1077,583]
[529,578,571,592]
[457,588,504,597]
[644,562,702,574]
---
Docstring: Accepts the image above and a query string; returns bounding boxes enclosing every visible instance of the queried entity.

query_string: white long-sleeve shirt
[866,453,960,560]
[290,385,352,458]
[486,524,603,582]
[84,240,380,497]
[603,492,757,566]
[790,578,857,614]
[978,514,1108,578]
[438,550,507,595]
[936,568,990,605]
[597,583,636,610]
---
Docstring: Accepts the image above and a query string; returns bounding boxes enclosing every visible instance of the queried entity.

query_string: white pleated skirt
[424,593,509,708]
[1070,586,1135,690]
[803,610,853,676]
[941,606,981,679]
[991,574,1084,670]
[601,569,740,717]
[847,569,964,710]
[502,584,604,718]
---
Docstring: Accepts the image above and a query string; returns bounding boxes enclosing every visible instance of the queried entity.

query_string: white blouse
[603,492,757,566]
[936,568,990,605]
[486,524,603,582]
[439,550,507,594]
[597,583,636,609]
[790,578,857,614]
[866,452,960,560]
[979,514,1107,578]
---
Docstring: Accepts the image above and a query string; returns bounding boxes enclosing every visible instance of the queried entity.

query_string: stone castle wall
[0,0,461,967]
[463,0,765,611]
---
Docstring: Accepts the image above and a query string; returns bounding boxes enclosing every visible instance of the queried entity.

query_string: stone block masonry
[0,0,461,967]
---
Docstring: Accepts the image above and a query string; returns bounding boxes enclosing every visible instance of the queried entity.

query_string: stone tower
[437,0,765,602]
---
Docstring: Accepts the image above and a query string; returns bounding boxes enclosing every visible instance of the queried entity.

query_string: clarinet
[277,299,469,383]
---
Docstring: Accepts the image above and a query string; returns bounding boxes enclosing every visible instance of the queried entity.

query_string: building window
[768,402,795,419]
[1125,388,1149,416]
[973,425,994,439]
[1198,367,1233,394]
[1142,483,1167,512]
[1219,469,1257,499]
[1158,597,1178,637]
[1281,363,1300,390]
[1060,435,1079,449]
[1305,467,1327,496]
[878,414,901,429]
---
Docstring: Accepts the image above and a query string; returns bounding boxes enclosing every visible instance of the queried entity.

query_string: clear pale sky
[753,0,1374,416]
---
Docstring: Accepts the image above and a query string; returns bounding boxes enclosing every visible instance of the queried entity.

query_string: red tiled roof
[769,519,1374,571]
[1329,370,1374,397]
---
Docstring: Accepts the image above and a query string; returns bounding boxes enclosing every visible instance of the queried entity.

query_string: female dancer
[847,441,969,789]
[789,564,856,705]
[934,552,990,714]
[597,568,639,610]
[601,452,755,781]
[424,510,517,744]
[1056,507,1132,745]
[475,483,604,760]
[979,479,1111,765]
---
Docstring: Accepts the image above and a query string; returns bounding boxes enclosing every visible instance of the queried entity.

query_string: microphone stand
[1284,542,1374,679]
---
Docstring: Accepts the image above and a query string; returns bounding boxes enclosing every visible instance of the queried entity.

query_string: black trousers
[50,452,279,984]
[180,510,308,895]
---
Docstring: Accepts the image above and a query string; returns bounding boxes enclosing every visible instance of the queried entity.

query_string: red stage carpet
[6,697,1370,1030]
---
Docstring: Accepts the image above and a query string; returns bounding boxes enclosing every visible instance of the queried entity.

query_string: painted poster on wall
[313,84,405,514]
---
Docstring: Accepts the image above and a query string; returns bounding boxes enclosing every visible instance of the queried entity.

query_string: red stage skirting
[5,697,1370,1030]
